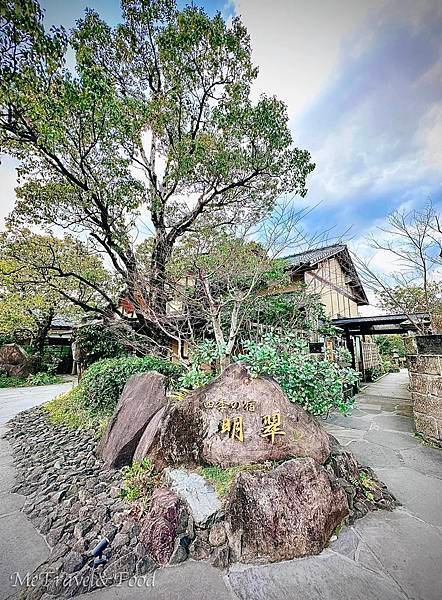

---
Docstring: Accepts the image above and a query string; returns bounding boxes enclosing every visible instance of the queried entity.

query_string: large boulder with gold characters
[135,362,331,468]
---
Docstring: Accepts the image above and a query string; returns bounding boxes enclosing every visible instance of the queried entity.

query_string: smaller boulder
[0,343,34,378]
[225,457,348,563]
[97,372,167,468]
[164,468,222,527]
[133,406,167,462]
[139,487,185,565]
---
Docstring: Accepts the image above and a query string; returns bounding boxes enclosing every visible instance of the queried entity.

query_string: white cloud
[233,0,379,119]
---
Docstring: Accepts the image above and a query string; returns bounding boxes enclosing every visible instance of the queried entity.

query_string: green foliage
[199,463,271,498]
[26,372,62,386]
[0,0,314,335]
[239,334,359,415]
[80,356,183,413]
[379,284,442,318]
[120,459,161,507]
[0,375,27,388]
[75,324,129,368]
[364,363,388,382]
[0,372,61,388]
[178,368,214,391]
[245,287,332,335]
[350,471,377,501]
[44,387,109,435]
[336,346,353,366]
[0,231,111,348]
[175,340,220,391]
[375,335,405,358]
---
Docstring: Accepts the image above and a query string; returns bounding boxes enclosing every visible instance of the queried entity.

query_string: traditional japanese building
[282,244,369,319]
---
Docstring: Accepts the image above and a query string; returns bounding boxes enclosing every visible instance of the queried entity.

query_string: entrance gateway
[331,313,430,375]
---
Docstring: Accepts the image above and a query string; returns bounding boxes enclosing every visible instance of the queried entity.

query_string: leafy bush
[177,367,214,391]
[0,375,26,388]
[26,372,62,386]
[44,388,109,435]
[0,372,62,388]
[239,335,359,415]
[80,356,183,413]
[75,324,129,368]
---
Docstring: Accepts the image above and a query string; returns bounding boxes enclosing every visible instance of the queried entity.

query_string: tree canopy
[0,0,314,335]
[0,230,111,351]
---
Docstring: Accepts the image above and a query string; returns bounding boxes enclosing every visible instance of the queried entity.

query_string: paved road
[1,372,441,600]
[0,380,74,424]
[0,381,73,599]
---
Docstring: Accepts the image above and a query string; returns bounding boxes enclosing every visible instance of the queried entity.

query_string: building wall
[303,257,359,319]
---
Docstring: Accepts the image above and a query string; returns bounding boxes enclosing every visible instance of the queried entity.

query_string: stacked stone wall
[407,335,442,443]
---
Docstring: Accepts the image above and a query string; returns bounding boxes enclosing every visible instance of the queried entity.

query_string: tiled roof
[283,244,346,268]
[51,316,76,328]
[282,243,369,305]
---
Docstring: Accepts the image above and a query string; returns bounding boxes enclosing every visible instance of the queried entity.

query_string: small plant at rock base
[120,459,162,510]
[199,463,273,498]
[350,470,377,501]
[44,388,110,436]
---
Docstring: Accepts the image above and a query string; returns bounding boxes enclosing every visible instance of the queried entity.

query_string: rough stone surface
[141,363,331,468]
[98,371,167,468]
[139,487,185,565]
[408,338,442,443]
[225,457,349,563]
[164,469,221,527]
[208,522,227,547]
[133,406,167,462]
[408,354,441,375]
[4,406,152,598]
[416,334,442,355]
[325,441,398,522]
[0,343,34,377]
[414,412,439,439]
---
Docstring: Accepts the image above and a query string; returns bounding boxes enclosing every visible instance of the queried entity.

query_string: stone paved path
[0,381,74,599]
[1,372,441,600]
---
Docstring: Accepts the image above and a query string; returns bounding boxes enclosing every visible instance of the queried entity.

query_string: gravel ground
[5,407,157,599]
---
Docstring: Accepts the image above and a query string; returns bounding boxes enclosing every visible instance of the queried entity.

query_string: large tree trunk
[149,233,173,317]
[31,309,55,370]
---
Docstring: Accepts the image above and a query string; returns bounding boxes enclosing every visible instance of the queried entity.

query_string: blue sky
[1,0,441,257]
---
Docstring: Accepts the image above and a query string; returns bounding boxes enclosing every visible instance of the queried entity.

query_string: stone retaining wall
[407,335,442,443]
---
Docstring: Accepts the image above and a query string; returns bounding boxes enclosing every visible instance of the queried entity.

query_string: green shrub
[120,458,162,504]
[75,324,129,368]
[0,372,62,388]
[80,356,183,413]
[44,387,109,435]
[239,335,359,416]
[0,375,26,388]
[26,372,62,386]
[177,367,214,391]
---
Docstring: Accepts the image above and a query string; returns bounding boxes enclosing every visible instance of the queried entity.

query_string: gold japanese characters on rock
[203,398,287,444]
[203,399,256,412]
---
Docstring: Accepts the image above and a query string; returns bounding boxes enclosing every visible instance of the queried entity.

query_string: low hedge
[79,356,183,414]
